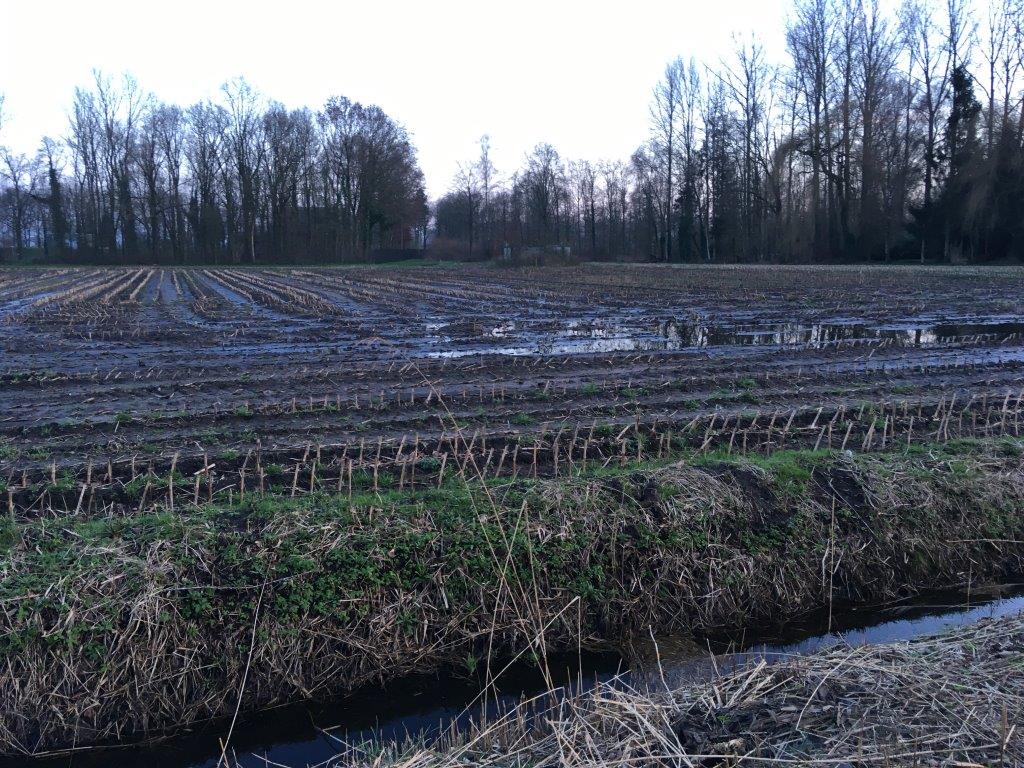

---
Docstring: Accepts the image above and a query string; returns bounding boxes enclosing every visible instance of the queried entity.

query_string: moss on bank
[3,438,1024,754]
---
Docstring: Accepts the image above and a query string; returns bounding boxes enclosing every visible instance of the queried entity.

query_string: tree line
[436,0,1024,263]
[3,0,1023,266]
[0,76,427,264]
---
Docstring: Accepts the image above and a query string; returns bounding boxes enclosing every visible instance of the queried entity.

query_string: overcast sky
[1,0,787,197]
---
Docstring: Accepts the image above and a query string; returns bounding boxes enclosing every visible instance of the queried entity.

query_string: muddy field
[2,262,1024,510]
[5,262,1024,758]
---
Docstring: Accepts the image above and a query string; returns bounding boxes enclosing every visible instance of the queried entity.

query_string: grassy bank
[3,438,1024,755]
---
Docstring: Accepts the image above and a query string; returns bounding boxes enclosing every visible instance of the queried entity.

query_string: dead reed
[312,611,1024,768]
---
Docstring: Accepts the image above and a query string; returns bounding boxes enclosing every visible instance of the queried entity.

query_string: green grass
[46,471,77,494]
[694,446,826,497]
[123,471,189,499]
[417,456,442,472]
[0,440,19,462]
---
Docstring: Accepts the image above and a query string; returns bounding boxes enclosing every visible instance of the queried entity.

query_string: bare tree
[788,0,839,258]
[0,148,37,259]
[476,135,495,254]
[856,0,900,256]
[900,0,951,258]
[720,36,774,260]
[651,58,685,261]
[222,78,264,263]
[453,162,479,258]
[39,137,69,258]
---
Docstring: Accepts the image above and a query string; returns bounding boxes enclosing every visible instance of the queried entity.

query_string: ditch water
[21,583,1024,768]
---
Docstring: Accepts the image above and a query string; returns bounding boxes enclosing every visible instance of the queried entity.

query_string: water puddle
[424,317,1024,359]
[668,319,1024,349]
[0,296,44,319]
[21,583,1024,768]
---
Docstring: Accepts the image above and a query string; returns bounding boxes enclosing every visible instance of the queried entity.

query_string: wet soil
[4,264,1024,514]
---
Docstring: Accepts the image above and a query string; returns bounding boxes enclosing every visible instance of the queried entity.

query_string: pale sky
[1,0,787,197]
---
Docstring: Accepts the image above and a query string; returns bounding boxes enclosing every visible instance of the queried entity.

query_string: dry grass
[310,612,1024,768]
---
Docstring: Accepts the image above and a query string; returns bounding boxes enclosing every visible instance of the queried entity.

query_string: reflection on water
[0,296,43,318]
[664,319,1024,349]
[427,317,1024,358]
[642,583,1024,690]
[25,585,1024,768]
